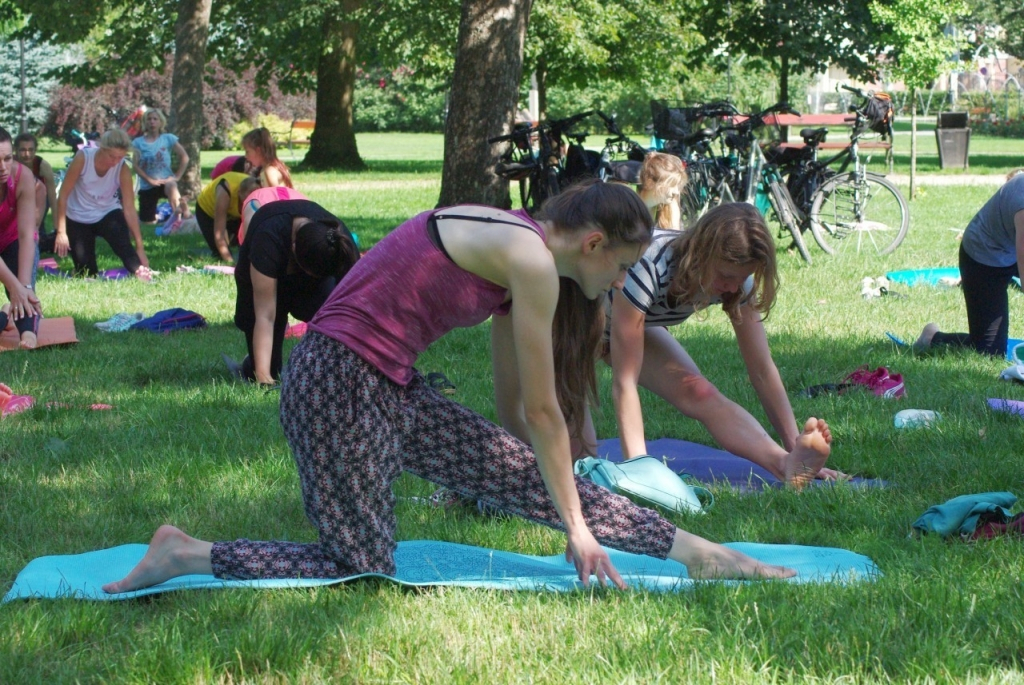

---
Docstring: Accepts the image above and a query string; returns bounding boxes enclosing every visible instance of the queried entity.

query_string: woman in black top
[234,199,360,383]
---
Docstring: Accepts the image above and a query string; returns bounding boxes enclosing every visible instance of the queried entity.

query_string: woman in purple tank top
[105,181,796,595]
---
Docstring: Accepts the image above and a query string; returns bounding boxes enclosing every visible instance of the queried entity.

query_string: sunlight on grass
[4,135,1024,683]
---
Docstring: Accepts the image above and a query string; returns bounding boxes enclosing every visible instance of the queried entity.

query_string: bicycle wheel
[767,179,811,263]
[809,172,909,256]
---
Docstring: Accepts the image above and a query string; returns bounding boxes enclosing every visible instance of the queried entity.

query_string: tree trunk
[536,55,547,121]
[438,0,534,208]
[169,0,212,201]
[303,2,366,171]
[910,87,917,200]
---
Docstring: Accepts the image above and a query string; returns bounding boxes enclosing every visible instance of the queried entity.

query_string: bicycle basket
[863,93,894,138]
[651,100,698,141]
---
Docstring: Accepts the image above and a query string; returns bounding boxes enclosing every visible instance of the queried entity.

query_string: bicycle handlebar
[841,84,869,99]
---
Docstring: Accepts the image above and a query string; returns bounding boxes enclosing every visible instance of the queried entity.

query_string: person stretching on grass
[232,199,360,384]
[0,126,44,348]
[131,109,190,224]
[578,202,839,483]
[104,181,831,594]
[915,172,1024,357]
[54,129,151,280]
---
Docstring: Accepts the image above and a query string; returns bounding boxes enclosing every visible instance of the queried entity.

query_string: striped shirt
[605,228,753,334]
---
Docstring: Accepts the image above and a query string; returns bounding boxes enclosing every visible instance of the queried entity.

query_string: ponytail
[294,219,360,279]
[552,278,604,447]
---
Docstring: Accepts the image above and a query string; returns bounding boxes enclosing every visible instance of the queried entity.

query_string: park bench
[756,113,893,171]
[288,119,316,148]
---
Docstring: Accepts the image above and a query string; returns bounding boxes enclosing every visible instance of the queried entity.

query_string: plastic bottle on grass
[894,409,939,429]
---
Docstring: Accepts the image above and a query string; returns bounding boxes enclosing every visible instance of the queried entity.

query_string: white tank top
[66,147,125,223]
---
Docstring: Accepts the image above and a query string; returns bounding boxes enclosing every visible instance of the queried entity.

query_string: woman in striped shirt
[597,202,837,486]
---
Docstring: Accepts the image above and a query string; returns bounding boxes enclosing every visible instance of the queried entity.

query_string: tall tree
[870,0,969,198]
[523,0,701,120]
[696,0,883,106]
[168,0,211,198]
[437,0,533,207]
[15,0,208,195]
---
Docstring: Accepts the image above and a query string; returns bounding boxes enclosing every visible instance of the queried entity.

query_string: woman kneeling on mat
[104,181,818,594]
[915,172,1024,357]
[233,199,359,384]
[586,202,837,486]
[54,129,151,279]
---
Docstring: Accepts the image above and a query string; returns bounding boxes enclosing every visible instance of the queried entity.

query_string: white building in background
[805,52,1022,114]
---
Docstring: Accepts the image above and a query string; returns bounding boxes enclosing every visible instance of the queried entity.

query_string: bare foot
[687,543,796,580]
[19,331,37,350]
[783,417,832,490]
[102,525,213,594]
[914,323,939,352]
[816,466,850,481]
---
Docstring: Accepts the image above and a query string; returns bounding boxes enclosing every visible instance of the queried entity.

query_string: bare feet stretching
[670,530,796,580]
[19,331,37,350]
[102,525,213,594]
[782,417,832,490]
[914,323,939,352]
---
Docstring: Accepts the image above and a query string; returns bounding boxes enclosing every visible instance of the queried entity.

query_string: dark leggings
[65,210,141,277]
[210,332,677,580]
[0,239,39,337]
[235,274,337,381]
[932,245,1019,356]
[196,206,241,258]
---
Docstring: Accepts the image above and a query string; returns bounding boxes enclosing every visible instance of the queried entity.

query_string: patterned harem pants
[210,332,677,579]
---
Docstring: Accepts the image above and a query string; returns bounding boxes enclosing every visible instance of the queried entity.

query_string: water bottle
[894,409,939,429]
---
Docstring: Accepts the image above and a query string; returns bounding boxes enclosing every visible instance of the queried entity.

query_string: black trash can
[935,112,970,169]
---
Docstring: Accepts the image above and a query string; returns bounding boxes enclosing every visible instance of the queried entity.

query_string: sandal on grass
[426,372,457,395]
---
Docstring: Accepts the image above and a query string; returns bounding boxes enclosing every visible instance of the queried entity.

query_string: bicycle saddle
[800,128,828,146]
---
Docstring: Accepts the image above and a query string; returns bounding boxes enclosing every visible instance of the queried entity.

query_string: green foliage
[694,0,882,101]
[962,0,1024,61]
[5,135,1024,682]
[870,0,971,90]
[352,65,447,133]
[0,36,76,134]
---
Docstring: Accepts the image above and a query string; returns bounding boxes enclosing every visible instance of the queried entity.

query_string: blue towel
[912,492,1018,538]
[3,540,879,602]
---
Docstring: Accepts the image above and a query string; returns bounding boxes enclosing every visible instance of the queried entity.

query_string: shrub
[45,60,314,149]
[353,65,447,133]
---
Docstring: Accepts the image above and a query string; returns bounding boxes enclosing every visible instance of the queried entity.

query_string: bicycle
[722,101,813,263]
[593,110,647,185]
[489,110,594,214]
[773,85,908,257]
[649,100,742,226]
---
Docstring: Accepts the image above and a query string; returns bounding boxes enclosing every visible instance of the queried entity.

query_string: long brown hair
[639,152,687,229]
[537,180,652,445]
[666,202,778,321]
[242,128,293,188]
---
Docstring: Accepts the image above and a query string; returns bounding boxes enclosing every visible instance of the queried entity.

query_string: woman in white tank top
[54,129,151,279]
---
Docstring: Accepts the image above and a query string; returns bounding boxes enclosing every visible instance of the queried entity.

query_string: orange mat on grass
[0,317,79,352]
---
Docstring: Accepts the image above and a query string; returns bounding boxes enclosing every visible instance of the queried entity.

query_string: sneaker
[844,366,906,399]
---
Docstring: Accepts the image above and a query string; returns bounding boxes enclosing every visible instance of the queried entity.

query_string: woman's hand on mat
[54,232,70,258]
[9,286,40,320]
[565,528,626,589]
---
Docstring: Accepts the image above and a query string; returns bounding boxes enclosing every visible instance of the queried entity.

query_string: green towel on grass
[912,492,1018,538]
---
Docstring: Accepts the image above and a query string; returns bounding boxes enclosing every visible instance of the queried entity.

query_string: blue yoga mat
[2,539,878,602]
[885,267,960,286]
[886,268,1021,291]
[596,438,886,491]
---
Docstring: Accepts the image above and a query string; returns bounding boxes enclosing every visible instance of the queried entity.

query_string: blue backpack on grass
[130,308,207,334]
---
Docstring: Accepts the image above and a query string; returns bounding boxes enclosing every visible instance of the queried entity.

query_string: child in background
[132,109,190,223]
[241,128,293,189]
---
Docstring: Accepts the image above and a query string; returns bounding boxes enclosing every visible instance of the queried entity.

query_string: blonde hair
[239,176,262,202]
[666,202,778,321]
[100,128,132,151]
[639,152,687,229]
[1007,168,1024,182]
[145,108,167,131]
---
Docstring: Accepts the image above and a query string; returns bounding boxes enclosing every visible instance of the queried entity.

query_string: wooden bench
[288,120,316,147]
[744,112,893,170]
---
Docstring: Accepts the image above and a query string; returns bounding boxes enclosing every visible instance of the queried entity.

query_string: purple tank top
[308,207,544,385]
[0,163,25,253]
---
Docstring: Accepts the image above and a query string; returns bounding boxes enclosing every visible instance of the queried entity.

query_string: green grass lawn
[3,135,1024,683]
